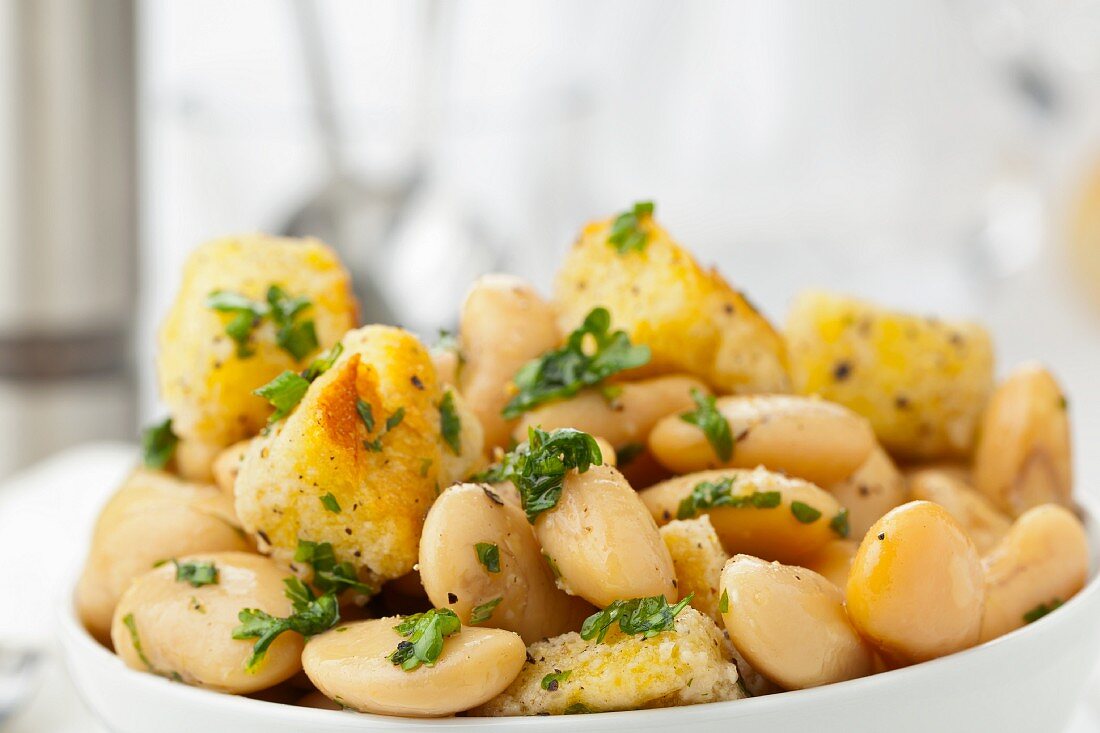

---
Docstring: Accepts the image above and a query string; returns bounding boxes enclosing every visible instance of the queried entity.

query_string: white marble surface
[1,443,1098,732]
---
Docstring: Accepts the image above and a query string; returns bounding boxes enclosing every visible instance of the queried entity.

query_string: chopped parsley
[608,200,655,254]
[173,560,218,588]
[439,390,462,455]
[580,593,693,644]
[564,703,592,715]
[1023,599,1063,624]
[474,427,603,522]
[542,552,562,579]
[233,578,340,671]
[265,285,318,361]
[475,542,501,573]
[501,307,650,419]
[356,398,375,431]
[718,589,730,614]
[469,597,503,624]
[205,284,318,361]
[676,476,780,520]
[253,342,344,424]
[790,501,822,524]
[829,508,850,538]
[541,669,572,691]
[294,539,374,596]
[679,389,733,462]
[141,417,178,470]
[122,613,154,671]
[387,608,461,671]
[359,401,405,452]
[615,442,646,467]
[320,492,341,513]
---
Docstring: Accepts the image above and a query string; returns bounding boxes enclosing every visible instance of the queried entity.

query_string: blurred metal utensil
[0,647,41,723]
[281,0,421,325]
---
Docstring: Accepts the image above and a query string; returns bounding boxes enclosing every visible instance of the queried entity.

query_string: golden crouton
[785,290,994,460]
[234,326,451,583]
[553,210,789,395]
[659,516,729,623]
[157,235,358,472]
[473,606,743,716]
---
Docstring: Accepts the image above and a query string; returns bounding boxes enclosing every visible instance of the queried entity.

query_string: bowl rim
[59,495,1100,727]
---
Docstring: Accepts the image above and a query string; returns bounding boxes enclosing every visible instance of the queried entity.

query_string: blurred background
[3,0,1100,482]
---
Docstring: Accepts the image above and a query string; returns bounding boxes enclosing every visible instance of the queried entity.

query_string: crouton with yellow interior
[473,606,743,716]
[553,205,788,395]
[234,326,472,584]
[157,235,358,480]
[784,290,994,460]
[659,516,729,623]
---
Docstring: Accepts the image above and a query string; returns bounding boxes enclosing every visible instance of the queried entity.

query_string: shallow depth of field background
[2,0,1100,482]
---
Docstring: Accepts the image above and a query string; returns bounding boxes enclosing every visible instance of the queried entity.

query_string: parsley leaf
[356,398,375,431]
[1023,599,1063,624]
[266,285,318,361]
[580,593,693,644]
[206,285,318,361]
[141,417,179,470]
[502,307,650,419]
[254,371,310,423]
[173,560,218,587]
[469,597,503,624]
[294,539,374,596]
[206,290,267,358]
[387,608,461,671]
[615,442,646,467]
[253,342,344,424]
[233,579,339,671]
[475,542,501,573]
[608,201,656,254]
[790,501,822,524]
[718,589,730,614]
[679,389,733,462]
[474,427,603,523]
[829,508,850,538]
[439,390,462,455]
[320,493,341,513]
[564,703,592,715]
[541,669,572,691]
[676,477,780,519]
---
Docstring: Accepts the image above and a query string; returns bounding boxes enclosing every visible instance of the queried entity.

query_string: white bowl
[60,498,1100,733]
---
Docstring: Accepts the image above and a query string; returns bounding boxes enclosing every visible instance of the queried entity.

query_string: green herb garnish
[1023,599,1063,624]
[233,579,340,671]
[474,427,603,523]
[206,285,317,361]
[141,417,179,470]
[253,342,344,424]
[294,539,374,596]
[387,608,461,671]
[469,597,503,624]
[615,442,646,466]
[541,669,572,691]
[320,493,341,513]
[439,390,462,455]
[580,593,693,644]
[718,589,729,614]
[122,613,154,670]
[790,501,822,524]
[173,560,218,588]
[676,477,780,520]
[608,201,655,254]
[829,508,850,538]
[679,389,733,462]
[564,703,593,715]
[254,371,311,423]
[501,307,650,419]
[475,542,501,573]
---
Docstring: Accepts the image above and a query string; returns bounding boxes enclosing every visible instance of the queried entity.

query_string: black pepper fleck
[877,532,885,541]
[448,592,458,604]
[411,375,424,390]
[833,361,852,381]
